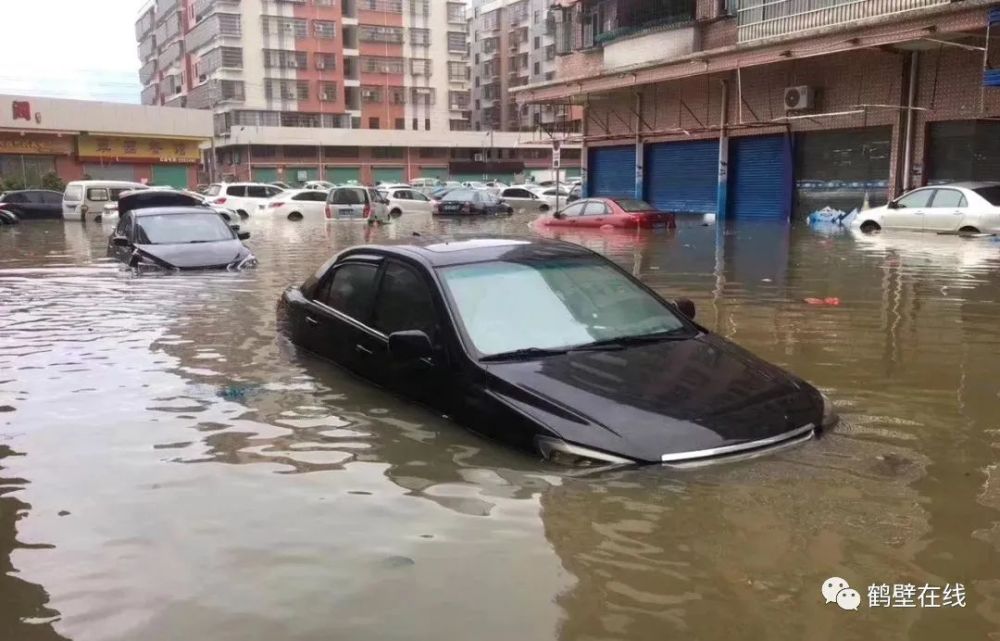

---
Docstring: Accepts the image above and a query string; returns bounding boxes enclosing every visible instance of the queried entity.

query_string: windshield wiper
[480,347,568,362]
[572,329,694,351]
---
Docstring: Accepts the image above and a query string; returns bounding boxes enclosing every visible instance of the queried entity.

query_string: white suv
[205,183,284,218]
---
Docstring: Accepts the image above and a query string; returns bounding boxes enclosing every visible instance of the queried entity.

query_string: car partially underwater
[277,236,836,468]
[107,190,256,271]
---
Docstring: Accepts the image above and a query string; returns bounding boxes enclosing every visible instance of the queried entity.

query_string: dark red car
[539,197,677,229]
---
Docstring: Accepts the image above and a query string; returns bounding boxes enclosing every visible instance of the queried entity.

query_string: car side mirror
[553,211,564,219]
[229,224,241,232]
[388,330,433,361]
[674,298,696,320]
[887,200,899,209]
[112,235,130,247]
[238,231,251,240]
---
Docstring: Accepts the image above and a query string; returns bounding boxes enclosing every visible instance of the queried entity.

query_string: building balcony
[186,13,242,53]
[153,10,183,46]
[138,35,157,62]
[141,84,159,106]
[192,0,241,24]
[139,59,158,85]
[186,79,245,109]
[135,7,154,40]
[157,40,184,71]
[737,0,950,43]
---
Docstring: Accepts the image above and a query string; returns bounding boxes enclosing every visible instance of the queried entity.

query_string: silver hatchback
[325,187,390,223]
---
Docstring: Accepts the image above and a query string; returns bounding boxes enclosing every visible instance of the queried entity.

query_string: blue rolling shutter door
[588,146,635,198]
[644,140,718,213]
[729,135,792,219]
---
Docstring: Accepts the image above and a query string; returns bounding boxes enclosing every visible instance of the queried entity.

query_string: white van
[204,183,284,218]
[63,180,148,222]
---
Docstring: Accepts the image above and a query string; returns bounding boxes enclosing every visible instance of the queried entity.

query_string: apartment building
[136,0,579,185]
[518,0,1000,220]
[467,0,580,134]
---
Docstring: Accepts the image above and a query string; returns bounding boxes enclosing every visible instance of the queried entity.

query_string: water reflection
[2,215,1000,640]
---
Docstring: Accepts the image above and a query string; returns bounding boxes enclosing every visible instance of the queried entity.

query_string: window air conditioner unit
[784,86,814,111]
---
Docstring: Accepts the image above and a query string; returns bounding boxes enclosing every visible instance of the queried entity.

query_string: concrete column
[716,79,729,220]
[634,92,643,199]
[581,104,589,198]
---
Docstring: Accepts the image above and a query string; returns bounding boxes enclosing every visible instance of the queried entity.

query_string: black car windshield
[973,186,1000,206]
[614,199,656,212]
[438,258,688,356]
[136,213,235,245]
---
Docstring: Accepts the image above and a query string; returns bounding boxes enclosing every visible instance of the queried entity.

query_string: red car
[539,197,677,229]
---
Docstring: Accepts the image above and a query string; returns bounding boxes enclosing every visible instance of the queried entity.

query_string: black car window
[3,193,27,204]
[930,189,965,208]
[559,202,587,218]
[372,261,439,341]
[582,201,608,216]
[443,189,475,202]
[64,185,83,201]
[293,191,325,202]
[504,188,532,198]
[42,191,62,205]
[316,263,379,322]
[226,185,247,197]
[331,189,363,205]
[87,188,110,202]
[246,186,270,198]
[974,186,1000,205]
[115,213,128,236]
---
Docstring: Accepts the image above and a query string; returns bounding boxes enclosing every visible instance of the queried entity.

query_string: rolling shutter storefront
[252,167,278,183]
[588,146,636,198]
[372,167,405,184]
[644,140,718,214]
[926,121,1000,184]
[83,164,137,182]
[728,135,792,220]
[152,165,189,189]
[326,167,361,184]
[794,127,892,219]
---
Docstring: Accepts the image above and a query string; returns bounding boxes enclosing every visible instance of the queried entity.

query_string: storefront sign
[0,132,73,155]
[77,135,203,164]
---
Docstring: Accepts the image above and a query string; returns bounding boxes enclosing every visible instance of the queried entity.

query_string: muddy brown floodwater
[2,213,1000,641]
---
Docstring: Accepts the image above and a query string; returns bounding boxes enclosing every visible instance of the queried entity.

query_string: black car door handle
[305,316,319,326]
[355,344,373,356]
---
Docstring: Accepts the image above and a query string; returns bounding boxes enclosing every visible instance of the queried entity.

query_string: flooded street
[2,213,1000,641]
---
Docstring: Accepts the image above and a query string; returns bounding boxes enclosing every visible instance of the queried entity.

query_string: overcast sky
[0,0,144,103]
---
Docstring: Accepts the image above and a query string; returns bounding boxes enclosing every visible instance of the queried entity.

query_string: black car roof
[342,235,595,268]
[132,206,219,218]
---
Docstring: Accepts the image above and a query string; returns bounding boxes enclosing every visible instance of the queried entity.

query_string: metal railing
[185,14,242,53]
[139,59,158,85]
[737,0,950,42]
[192,0,241,24]
[141,85,159,106]
[157,41,184,71]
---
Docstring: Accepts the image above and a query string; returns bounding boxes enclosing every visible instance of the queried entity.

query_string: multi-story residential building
[467,0,580,134]
[517,0,1000,220]
[135,0,579,185]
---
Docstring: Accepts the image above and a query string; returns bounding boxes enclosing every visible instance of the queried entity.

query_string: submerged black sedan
[107,190,256,271]
[278,237,835,467]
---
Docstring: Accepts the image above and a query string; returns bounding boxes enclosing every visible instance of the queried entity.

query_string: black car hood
[134,240,249,269]
[484,333,822,463]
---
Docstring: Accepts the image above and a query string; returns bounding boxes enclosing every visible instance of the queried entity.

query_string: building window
[474,99,480,110]
[359,24,404,43]
[481,11,499,31]
[447,32,466,53]
[534,36,540,49]
[533,61,540,75]
[263,49,308,69]
[482,37,498,54]
[394,118,405,130]
[265,78,310,100]
[450,119,470,131]
[389,86,406,104]
[448,61,466,82]
[313,20,337,38]
[361,56,405,74]
[447,2,465,23]
[545,71,555,81]
[410,58,431,76]
[424,118,431,131]
[373,147,404,159]
[545,45,555,61]
[411,87,435,105]
[262,16,308,38]
[361,86,383,103]
[315,52,337,70]
[319,81,338,102]
[410,28,430,45]
[369,117,380,129]
[359,0,402,12]
[412,118,419,130]
[448,91,469,110]
[410,0,430,16]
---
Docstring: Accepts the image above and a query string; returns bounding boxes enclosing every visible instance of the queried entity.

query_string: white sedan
[852,182,1000,234]
[260,189,329,220]
[302,181,335,191]
[380,187,434,216]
